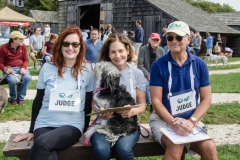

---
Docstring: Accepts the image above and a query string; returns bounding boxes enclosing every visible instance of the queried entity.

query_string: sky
[207,0,240,11]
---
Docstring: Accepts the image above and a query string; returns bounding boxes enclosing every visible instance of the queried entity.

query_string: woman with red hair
[13,26,94,160]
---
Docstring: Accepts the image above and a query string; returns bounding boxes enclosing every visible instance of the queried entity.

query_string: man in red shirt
[0,31,32,105]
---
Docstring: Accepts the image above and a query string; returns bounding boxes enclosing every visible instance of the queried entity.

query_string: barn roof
[211,12,240,26]
[145,0,240,34]
[29,10,58,23]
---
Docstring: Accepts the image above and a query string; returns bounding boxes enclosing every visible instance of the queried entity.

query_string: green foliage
[40,0,58,11]
[210,73,240,93]
[0,0,7,9]
[186,0,235,13]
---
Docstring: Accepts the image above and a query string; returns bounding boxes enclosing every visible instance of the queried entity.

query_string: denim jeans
[194,48,200,56]
[146,79,151,105]
[163,45,169,55]
[90,129,140,160]
[3,67,32,100]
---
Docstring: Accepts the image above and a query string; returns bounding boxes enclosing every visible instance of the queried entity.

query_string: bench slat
[3,132,186,160]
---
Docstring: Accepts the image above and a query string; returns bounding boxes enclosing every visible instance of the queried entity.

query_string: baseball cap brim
[164,30,187,36]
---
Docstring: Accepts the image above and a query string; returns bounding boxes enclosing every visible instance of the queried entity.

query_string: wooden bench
[3,130,187,160]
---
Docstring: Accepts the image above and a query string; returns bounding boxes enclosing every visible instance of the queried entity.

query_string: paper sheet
[160,127,213,144]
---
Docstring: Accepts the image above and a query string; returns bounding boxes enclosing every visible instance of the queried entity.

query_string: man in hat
[149,21,218,159]
[0,31,32,105]
[137,33,164,110]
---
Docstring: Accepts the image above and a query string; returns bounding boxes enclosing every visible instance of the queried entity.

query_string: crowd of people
[0,21,220,160]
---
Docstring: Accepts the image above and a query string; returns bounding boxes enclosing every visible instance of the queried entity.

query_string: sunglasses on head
[166,35,186,42]
[62,42,81,48]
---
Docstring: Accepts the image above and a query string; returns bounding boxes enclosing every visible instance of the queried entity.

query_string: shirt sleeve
[86,64,94,92]
[37,64,47,89]
[135,68,146,92]
[150,61,163,87]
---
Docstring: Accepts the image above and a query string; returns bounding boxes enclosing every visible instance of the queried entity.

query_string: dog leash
[84,116,99,147]
[138,123,150,138]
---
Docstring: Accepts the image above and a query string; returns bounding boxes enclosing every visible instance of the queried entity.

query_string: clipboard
[160,127,213,144]
[87,104,141,116]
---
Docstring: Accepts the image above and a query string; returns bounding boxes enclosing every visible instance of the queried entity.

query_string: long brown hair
[52,26,87,79]
[99,33,134,62]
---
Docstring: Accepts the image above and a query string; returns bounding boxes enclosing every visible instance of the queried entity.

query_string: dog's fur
[0,86,8,114]
[85,61,138,146]
[206,54,231,68]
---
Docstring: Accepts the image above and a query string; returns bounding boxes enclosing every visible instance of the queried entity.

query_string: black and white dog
[84,61,138,146]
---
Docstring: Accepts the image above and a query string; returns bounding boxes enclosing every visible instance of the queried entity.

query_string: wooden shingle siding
[58,0,240,56]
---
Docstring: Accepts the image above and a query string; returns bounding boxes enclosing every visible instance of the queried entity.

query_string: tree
[186,0,235,13]
[0,0,7,10]
[40,0,58,11]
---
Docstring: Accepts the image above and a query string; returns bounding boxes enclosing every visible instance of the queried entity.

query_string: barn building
[58,0,240,56]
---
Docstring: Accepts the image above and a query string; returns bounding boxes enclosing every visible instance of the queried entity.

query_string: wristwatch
[190,116,197,126]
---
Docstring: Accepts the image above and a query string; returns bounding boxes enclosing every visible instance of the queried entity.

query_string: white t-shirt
[44,27,51,37]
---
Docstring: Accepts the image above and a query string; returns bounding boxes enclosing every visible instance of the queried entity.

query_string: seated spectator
[0,31,32,105]
[29,28,45,69]
[42,33,58,63]
[137,33,164,110]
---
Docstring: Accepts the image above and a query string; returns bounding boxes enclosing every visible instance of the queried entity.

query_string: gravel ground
[1,121,240,146]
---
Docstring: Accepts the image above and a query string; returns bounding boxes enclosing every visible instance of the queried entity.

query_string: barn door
[99,3,113,28]
[67,6,77,26]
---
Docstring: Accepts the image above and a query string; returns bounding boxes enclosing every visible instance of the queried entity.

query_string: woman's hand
[12,133,34,142]
[116,105,135,118]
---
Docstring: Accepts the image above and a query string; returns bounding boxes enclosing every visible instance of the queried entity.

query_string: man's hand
[171,117,193,136]
[4,67,13,74]
[20,68,26,75]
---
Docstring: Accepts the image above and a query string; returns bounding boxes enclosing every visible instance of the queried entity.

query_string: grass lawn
[210,73,240,93]
[1,102,239,124]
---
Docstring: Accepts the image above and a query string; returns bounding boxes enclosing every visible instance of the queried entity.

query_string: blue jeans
[3,67,32,100]
[194,48,200,56]
[163,45,169,55]
[90,129,140,160]
[146,80,151,105]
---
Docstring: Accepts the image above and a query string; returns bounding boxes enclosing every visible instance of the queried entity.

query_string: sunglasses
[62,42,81,48]
[166,35,186,42]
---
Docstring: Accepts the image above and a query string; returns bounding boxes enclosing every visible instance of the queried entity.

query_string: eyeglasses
[166,35,187,42]
[62,42,81,48]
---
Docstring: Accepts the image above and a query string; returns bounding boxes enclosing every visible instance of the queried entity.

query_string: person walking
[193,30,202,56]
[205,32,213,55]
[160,25,168,55]
[131,20,144,57]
